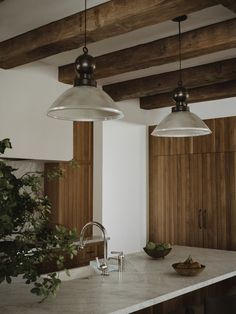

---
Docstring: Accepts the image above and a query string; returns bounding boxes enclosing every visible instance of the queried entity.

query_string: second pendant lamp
[152,16,211,137]
[47,0,124,121]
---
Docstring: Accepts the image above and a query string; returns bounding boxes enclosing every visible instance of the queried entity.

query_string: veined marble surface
[1,246,236,314]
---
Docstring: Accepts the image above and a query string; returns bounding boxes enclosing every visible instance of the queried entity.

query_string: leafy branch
[0,138,78,301]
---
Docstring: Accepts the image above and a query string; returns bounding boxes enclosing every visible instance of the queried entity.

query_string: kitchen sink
[8,259,118,284]
[56,265,99,281]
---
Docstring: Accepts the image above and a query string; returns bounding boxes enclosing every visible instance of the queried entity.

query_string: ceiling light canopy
[47,0,123,122]
[152,15,211,138]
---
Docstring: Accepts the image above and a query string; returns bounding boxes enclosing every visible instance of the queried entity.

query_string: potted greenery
[0,138,78,301]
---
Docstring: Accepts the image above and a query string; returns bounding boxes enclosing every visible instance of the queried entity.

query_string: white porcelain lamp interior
[152,15,211,137]
[47,0,124,122]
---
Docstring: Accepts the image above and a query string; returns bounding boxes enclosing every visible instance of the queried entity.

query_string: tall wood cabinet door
[175,154,203,247]
[188,154,203,247]
[202,153,230,249]
[175,155,191,245]
[149,155,177,244]
[225,152,236,250]
[58,163,93,233]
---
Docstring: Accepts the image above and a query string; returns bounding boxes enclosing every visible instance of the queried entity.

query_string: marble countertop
[1,246,236,314]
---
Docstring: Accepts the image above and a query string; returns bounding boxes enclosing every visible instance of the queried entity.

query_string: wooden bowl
[172,263,205,276]
[143,247,172,259]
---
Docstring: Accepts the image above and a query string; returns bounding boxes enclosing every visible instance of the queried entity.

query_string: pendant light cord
[178,20,182,87]
[83,0,88,53]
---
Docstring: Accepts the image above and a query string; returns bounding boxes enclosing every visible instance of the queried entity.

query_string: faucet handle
[110,251,124,272]
[111,251,124,257]
[96,257,109,276]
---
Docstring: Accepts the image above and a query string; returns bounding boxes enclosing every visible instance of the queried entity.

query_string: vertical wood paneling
[202,154,217,248]
[149,155,177,244]
[226,152,236,250]
[149,155,163,242]
[149,116,236,250]
[176,155,190,245]
[188,154,203,247]
[215,119,225,153]
[169,155,178,244]
[193,119,215,154]
[73,122,93,162]
[201,153,233,250]
[224,117,236,152]
[53,163,92,232]
[44,163,60,224]
[44,122,93,234]
[215,153,227,249]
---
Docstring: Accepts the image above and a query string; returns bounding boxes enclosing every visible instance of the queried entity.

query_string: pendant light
[151,16,211,137]
[47,0,124,121]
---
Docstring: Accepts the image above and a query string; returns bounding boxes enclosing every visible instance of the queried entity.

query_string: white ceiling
[0,1,236,85]
[0,0,109,41]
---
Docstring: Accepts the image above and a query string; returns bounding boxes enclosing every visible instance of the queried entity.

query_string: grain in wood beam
[0,0,216,69]
[140,80,236,109]
[103,58,236,102]
[59,18,236,85]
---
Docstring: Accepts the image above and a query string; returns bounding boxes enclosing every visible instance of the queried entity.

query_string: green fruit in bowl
[145,241,172,251]
[146,241,156,250]
[156,245,165,251]
[163,243,171,249]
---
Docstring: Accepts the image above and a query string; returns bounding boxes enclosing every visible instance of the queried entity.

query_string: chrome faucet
[78,221,109,276]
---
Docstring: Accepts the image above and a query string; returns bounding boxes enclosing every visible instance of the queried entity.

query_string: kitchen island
[1,246,236,314]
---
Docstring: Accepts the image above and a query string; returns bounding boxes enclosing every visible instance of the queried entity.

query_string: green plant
[0,139,78,302]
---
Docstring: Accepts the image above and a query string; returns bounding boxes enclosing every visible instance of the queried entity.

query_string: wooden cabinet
[188,154,203,248]
[45,122,93,234]
[149,155,177,244]
[44,122,101,268]
[149,117,236,250]
[132,277,236,314]
[44,161,93,233]
[202,152,236,250]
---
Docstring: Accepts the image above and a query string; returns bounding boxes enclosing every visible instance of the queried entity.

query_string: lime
[146,242,156,250]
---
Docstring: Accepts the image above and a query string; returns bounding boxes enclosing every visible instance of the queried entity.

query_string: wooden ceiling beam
[103,58,236,102]
[59,18,236,85]
[140,80,236,109]
[0,0,216,69]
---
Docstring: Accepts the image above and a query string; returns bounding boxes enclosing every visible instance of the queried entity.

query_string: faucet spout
[79,221,109,275]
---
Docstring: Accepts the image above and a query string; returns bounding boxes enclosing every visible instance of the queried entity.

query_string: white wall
[93,120,147,254]
[0,62,73,160]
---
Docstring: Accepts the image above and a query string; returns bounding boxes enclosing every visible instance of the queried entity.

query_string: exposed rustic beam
[103,58,236,102]
[0,0,216,69]
[140,80,236,109]
[59,18,236,85]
